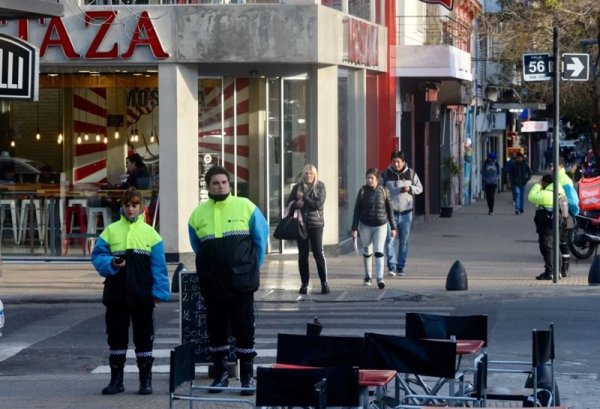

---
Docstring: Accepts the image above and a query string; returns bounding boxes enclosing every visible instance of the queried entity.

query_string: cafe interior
[0,71,160,258]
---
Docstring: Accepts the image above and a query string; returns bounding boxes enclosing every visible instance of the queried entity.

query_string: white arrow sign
[566,57,584,77]
[562,53,589,81]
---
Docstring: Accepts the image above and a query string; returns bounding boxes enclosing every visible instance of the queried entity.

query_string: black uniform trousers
[105,304,155,357]
[204,291,256,357]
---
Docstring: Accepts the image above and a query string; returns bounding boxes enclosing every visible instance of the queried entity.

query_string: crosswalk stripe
[90,305,455,374]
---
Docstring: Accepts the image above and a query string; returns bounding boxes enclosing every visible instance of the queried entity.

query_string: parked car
[0,298,4,337]
[0,156,58,183]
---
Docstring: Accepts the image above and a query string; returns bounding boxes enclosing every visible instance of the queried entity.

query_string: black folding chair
[363,332,482,407]
[485,323,556,407]
[255,366,360,408]
[405,312,488,395]
[276,332,364,367]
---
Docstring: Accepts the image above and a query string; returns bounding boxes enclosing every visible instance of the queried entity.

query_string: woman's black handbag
[273,208,308,240]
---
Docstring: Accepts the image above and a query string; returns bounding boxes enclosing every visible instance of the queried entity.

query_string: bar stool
[86,206,111,251]
[18,198,44,245]
[64,205,87,255]
[0,199,19,244]
[67,198,88,208]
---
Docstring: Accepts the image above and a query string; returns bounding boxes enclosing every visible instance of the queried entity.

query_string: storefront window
[0,72,160,258]
[198,77,254,200]
[337,70,351,241]
[198,77,225,201]
[267,77,308,253]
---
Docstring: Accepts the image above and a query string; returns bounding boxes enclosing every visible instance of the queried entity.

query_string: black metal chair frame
[405,312,489,396]
[485,323,556,407]
[168,342,253,409]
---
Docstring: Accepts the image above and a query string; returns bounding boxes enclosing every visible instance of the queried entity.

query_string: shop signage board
[521,120,549,133]
[0,34,39,101]
[522,53,551,81]
[420,0,454,11]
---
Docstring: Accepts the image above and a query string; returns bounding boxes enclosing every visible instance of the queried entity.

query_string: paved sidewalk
[1,188,596,305]
[0,188,597,409]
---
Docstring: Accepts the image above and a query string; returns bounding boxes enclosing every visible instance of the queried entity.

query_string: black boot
[102,357,125,395]
[209,354,229,393]
[239,357,255,396]
[561,254,570,278]
[137,357,154,395]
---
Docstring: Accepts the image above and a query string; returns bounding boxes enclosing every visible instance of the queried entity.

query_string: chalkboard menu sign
[179,271,211,363]
[179,271,235,363]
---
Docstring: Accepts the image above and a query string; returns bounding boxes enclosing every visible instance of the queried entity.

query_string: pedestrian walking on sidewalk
[188,166,268,396]
[351,168,397,289]
[380,150,423,277]
[510,152,532,215]
[286,164,330,295]
[528,174,569,280]
[482,152,500,215]
[91,188,170,396]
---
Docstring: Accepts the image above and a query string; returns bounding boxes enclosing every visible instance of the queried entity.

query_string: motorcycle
[568,210,600,259]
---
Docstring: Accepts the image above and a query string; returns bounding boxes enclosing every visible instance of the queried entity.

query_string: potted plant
[440,155,461,217]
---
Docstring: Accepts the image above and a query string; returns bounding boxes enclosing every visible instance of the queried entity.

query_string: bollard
[445,260,468,291]
[588,255,600,286]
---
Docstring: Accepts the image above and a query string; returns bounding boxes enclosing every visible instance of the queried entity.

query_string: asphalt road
[0,295,598,408]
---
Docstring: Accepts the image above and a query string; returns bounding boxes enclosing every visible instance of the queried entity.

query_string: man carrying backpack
[510,152,532,215]
[482,152,500,215]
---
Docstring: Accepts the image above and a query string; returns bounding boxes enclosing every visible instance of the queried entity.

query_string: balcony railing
[396,15,471,52]
[79,0,281,5]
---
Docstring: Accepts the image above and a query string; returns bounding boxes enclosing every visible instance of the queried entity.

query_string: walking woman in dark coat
[287,164,329,295]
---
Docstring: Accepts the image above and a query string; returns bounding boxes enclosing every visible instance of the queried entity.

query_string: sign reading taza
[0,34,39,101]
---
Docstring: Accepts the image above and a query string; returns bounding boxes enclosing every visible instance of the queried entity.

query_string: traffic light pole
[552,26,560,284]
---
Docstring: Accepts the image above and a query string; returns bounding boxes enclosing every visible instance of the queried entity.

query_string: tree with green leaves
[482,0,600,145]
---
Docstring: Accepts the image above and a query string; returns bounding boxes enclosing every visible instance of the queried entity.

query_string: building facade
[0,0,388,261]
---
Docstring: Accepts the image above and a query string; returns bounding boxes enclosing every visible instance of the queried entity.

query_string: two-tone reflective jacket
[557,167,579,216]
[188,194,269,298]
[91,213,170,307]
[528,182,569,233]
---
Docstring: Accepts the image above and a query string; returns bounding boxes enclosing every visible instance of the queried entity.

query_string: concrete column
[158,64,198,261]
[309,65,338,247]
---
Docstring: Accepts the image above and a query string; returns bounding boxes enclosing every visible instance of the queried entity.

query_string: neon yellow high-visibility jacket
[92,213,170,306]
[188,194,268,298]
[528,181,569,217]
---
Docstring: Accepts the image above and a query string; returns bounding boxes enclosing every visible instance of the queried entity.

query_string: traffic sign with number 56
[523,53,551,81]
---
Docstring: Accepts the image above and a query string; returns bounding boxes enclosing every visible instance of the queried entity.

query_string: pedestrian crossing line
[92,363,270,374]
[92,349,278,374]
[117,348,278,360]
[90,305,456,375]
[154,337,180,344]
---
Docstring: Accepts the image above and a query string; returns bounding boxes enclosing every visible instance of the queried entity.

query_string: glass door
[267,77,308,253]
